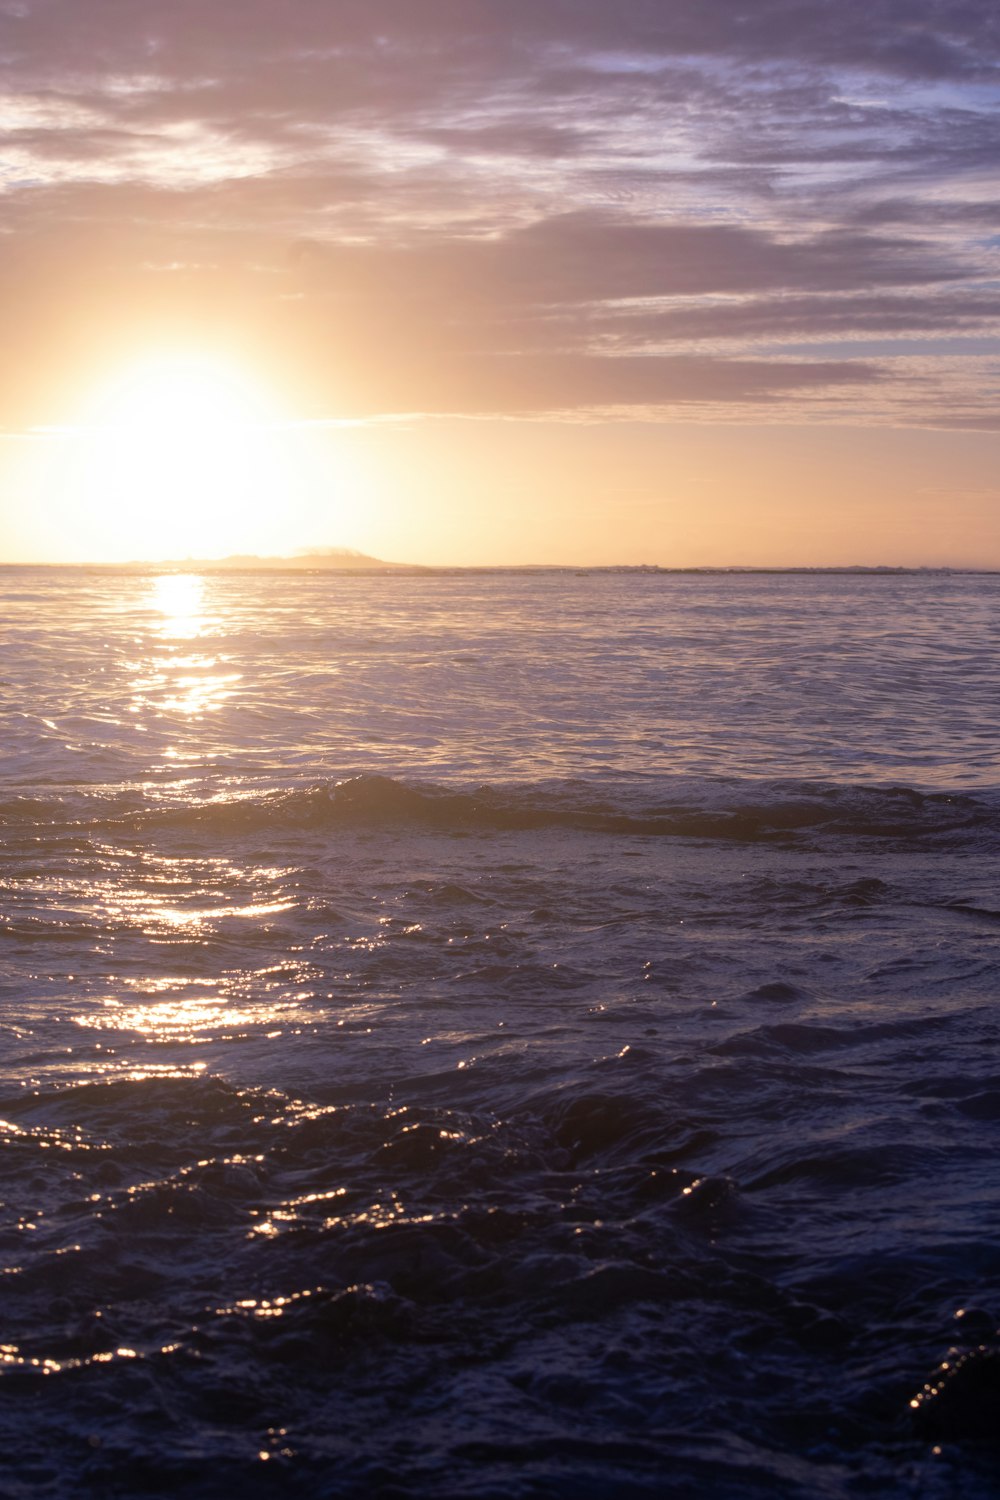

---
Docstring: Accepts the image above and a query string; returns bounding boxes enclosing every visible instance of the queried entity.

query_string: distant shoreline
[0,560,997,576]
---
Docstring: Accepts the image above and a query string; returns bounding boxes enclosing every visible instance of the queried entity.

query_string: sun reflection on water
[152,573,207,638]
[154,899,294,931]
[75,997,259,1042]
[72,966,312,1047]
[128,573,243,729]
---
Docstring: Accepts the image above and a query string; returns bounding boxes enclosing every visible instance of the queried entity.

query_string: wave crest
[1,773,996,848]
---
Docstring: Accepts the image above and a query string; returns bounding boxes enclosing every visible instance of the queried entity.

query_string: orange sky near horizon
[5,413,998,569]
[1,2,999,567]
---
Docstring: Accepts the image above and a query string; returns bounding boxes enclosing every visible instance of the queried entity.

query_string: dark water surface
[2,567,1000,1497]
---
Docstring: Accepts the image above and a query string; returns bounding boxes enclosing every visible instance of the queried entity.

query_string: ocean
[2,565,1000,1498]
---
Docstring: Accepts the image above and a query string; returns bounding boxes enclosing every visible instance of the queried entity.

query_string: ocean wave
[1,773,996,847]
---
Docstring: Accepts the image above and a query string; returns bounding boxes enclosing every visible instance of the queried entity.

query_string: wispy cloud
[1,0,998,426]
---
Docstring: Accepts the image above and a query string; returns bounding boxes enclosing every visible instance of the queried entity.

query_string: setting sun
[61,352,297,561]
[88,352,274,434]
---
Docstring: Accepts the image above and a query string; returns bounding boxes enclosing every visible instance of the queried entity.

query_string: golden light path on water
[70,961,318,1051]
[151,573,207,636]
[63,573,319,1054]
[126,573,242,729]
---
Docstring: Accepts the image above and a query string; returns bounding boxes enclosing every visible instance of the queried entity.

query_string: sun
[94,353,271,436]
[66,351,294,561]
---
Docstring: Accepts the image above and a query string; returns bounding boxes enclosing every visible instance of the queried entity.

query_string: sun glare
[152,571,207,637]
[95,355,269,434]
[66,353,295,562]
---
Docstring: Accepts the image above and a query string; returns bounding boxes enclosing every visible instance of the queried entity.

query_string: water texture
[2,567,1000,1498]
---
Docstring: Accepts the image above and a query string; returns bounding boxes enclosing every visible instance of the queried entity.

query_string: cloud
[0,1,998,428]
[596,292,1000,343]
[280,350,884,420]
[849,198,1000,228]
[5,2,1000,82]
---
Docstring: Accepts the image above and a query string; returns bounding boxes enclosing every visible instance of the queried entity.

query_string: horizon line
[0,559,996,576]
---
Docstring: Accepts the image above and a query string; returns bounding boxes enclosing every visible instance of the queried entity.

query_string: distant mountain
[192,547,422,572]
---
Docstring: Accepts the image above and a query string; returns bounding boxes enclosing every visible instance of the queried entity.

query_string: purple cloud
[0,0,997,426]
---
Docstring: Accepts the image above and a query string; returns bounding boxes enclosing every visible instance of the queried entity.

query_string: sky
[1,0,999,566]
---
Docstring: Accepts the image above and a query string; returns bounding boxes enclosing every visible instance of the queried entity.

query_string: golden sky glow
[0,3,999,565]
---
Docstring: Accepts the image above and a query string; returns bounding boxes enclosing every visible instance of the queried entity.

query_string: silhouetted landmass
[193,559,980,575]
[1,553,996,574]
[204,547,425,572]
[163,555,987,575]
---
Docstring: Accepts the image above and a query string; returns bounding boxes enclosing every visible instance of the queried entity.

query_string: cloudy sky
[2,0,999,564]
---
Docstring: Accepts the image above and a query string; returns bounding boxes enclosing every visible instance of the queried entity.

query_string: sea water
[2,566,1000,1498]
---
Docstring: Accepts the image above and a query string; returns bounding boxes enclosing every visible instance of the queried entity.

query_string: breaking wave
[2,772,997,848]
